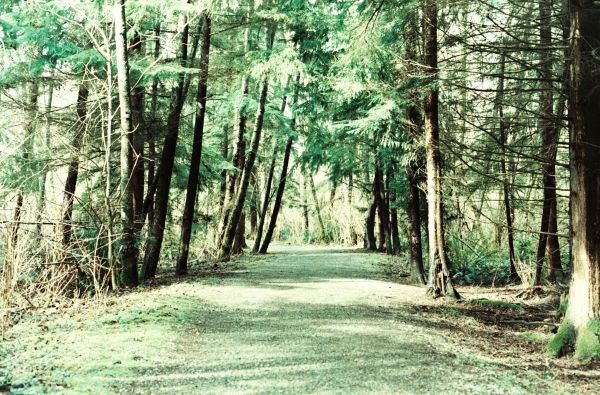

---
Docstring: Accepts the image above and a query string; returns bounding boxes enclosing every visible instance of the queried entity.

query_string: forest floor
[2,245,600,394]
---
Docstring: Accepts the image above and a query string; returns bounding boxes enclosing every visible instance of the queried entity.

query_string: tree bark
[141,15,189,280]
[494,52,520,282]
[548,0,600,359]
[535,0,563,285]
[423,0,459,299]
[219,27,275,259]
[310,174,327,243]
[114,0,139,287]
[62,83,88,249]
[176,12,211,275]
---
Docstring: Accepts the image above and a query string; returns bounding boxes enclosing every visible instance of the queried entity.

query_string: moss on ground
[515,331,551,343]
[469,298,525,312]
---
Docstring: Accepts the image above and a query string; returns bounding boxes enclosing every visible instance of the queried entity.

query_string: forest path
[5,245,584,394]
[111,245,570,394]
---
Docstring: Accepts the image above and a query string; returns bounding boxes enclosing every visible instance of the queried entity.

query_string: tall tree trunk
[407,162,426,284]
[218,15,253,247]
[62,83,88,249]
[4,83,38,273]
[218,125,229,219]
[253,146,278,252]
[348,173,358,245]
[366,200,377,251]
[141,15,189,280]
[388,169,401,255]
[176,12,211,275]
[146,26,161,229]
[535,0,563,285]
[259,76,299,254]
[423,0,459,299]
[548,0,600,359]
[494,52,520,282]
[219,27,275,259]
[302,174,310,239]
[405,11,426,283]
[130,32,145,232]
[252,84,290,251]
[310,174,327,243]
[36,80,53,238]
[114,0,139,287]
[374,155,392,254]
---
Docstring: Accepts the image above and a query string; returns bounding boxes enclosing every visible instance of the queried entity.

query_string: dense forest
[1,0,600,392]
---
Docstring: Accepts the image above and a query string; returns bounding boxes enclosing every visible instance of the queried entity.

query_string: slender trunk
[114,0,139,287]
[535,0,563,285]
[388,169,401,255]
[494,52,520,282]
[366,200,377,251]
[249,170,259,237]
[259,75,299,254]
[176,12,211,275]
[130,32,145,232]
[348,173,358,245]
[374,156,391,254]
[146,26,161,228]
[4,83,37,270]
[252,85,289,251]
[405,11,426,283]
[407,163,426,284]
[253,150,277,251]
[310,174,327,243]
[424,0,459,299]
[141,15,189,280]
[218,18,252,246]
[36,80,53,237]
[220,27,275,259]
[62,84,89,249]
[302,174,310,239]
[218,125,229,219]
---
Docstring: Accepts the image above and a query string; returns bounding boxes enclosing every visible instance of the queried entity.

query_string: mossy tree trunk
[548,0,600,359]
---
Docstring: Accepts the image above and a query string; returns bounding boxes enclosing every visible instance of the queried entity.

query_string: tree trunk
[4,83,37,272]
[405,11,426,283]
[218,125,229,219]
[310,174,327,243]
[302,174,310,239]
[176,12,211,275]
[62,83,88,249]
[535,0,563,285]
[146,26,161,229]
[494,52,520,282]
[548,0,600,359]
[366,200,377,251]
[218,15,253,247]
[130,31,145,232]
[141,15,189,280]
[36,80,53,238]
[259,75,299,254]
[388,169,401,255]
[219,27,275,259]
[423,0,459,299]
[114,0,139,287]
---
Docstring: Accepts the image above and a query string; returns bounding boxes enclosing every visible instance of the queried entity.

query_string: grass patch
[469,298,525,312]
[515,331,550,343]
